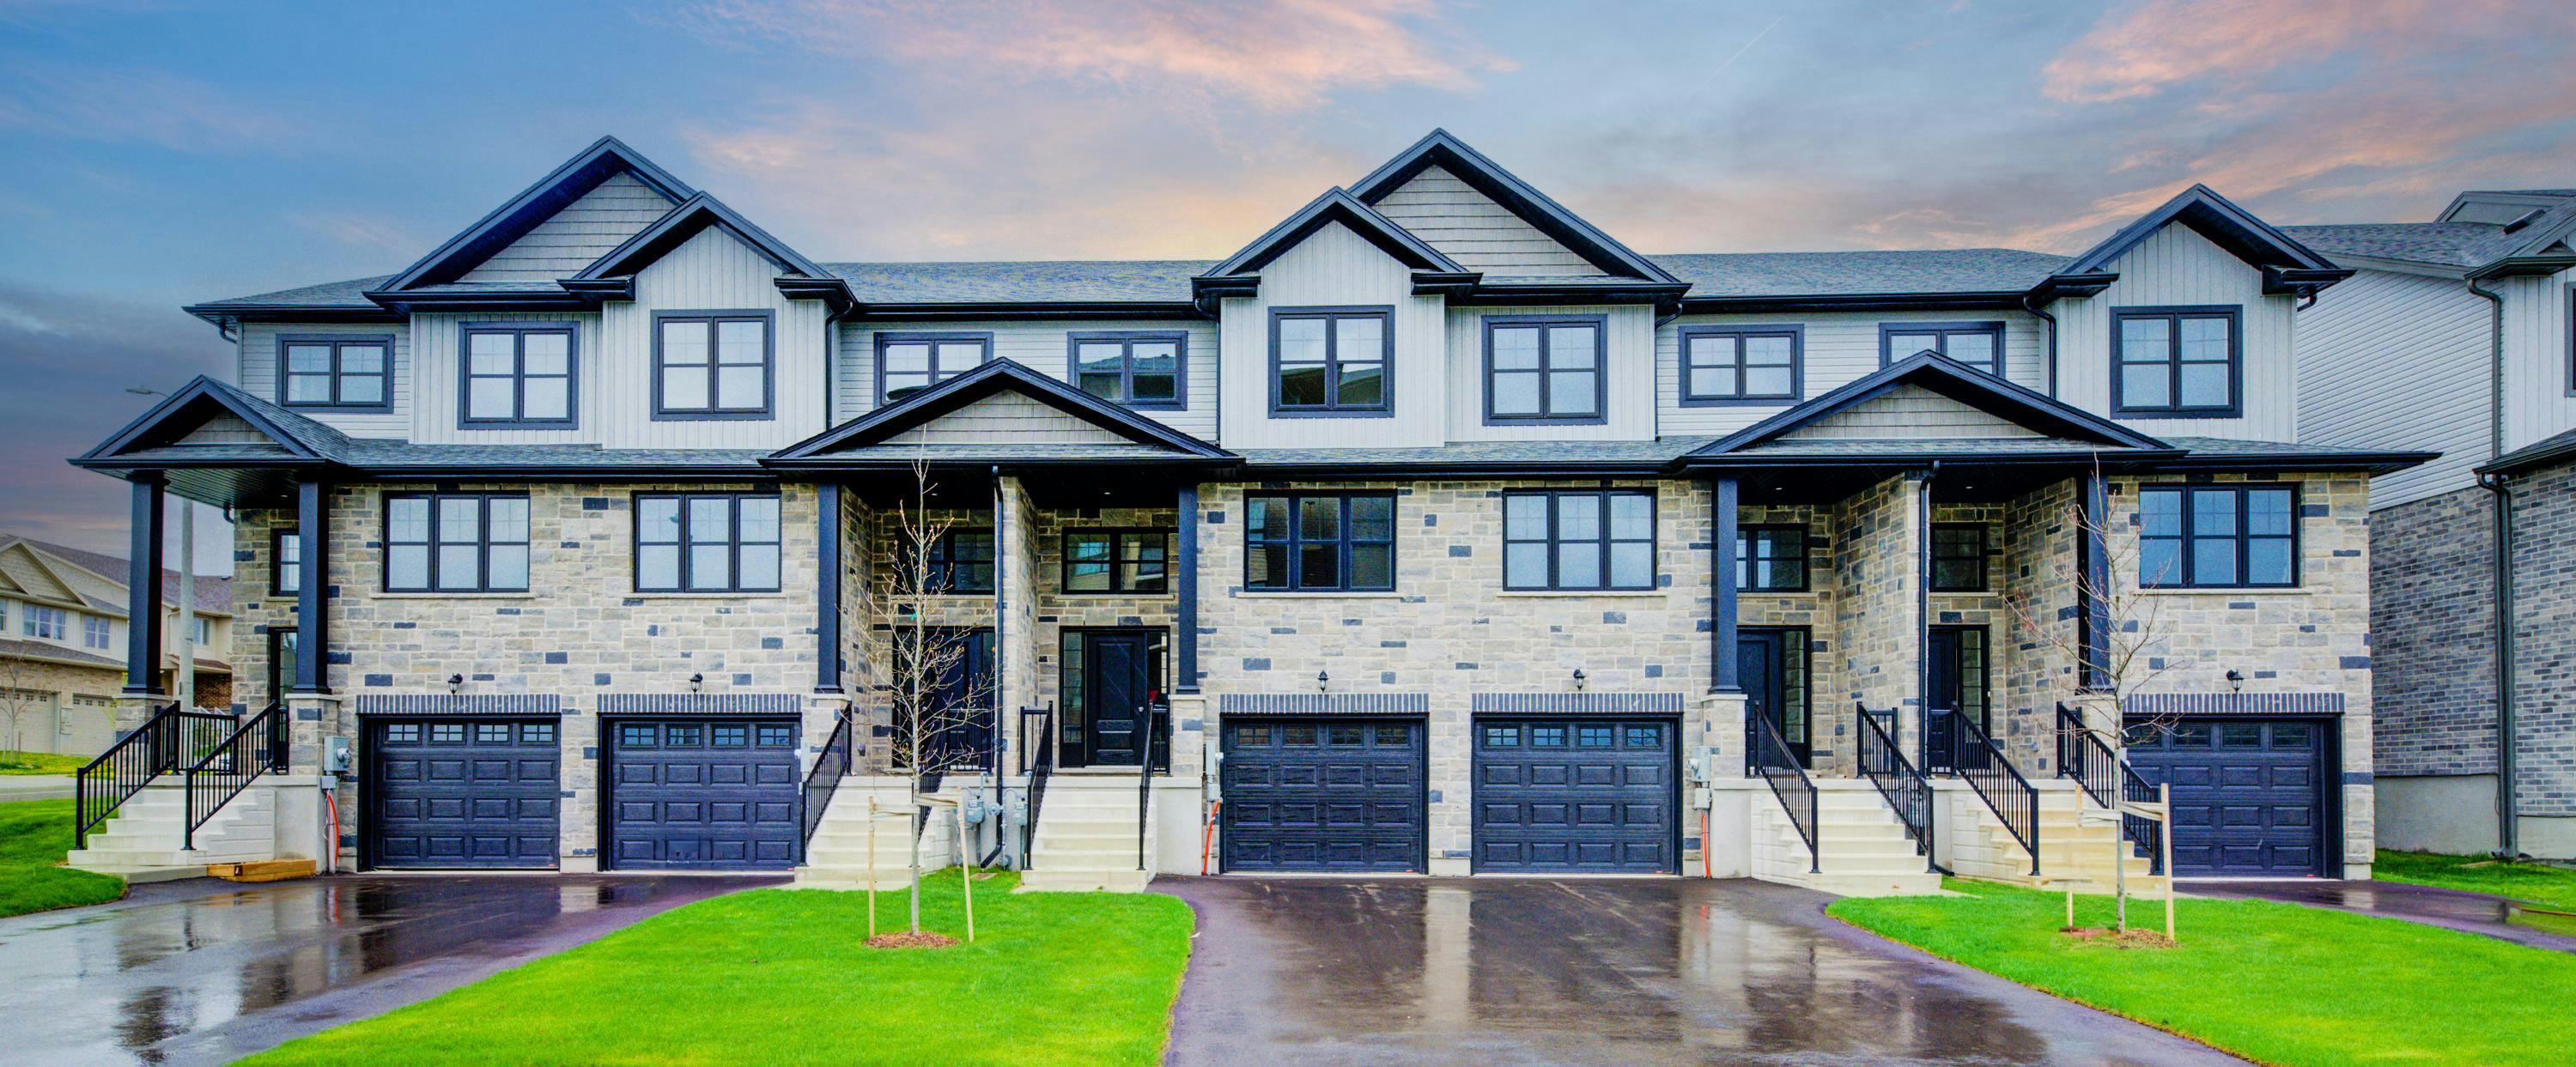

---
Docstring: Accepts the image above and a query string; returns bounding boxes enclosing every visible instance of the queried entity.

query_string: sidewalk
[2193,879,2576,954]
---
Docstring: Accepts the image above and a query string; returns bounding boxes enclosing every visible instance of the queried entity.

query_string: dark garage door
[370,718,561,870]
[2126,718,2326,877]
[606,718,802,870]
[1473,718,1676,873]
[1221,718,1425,872]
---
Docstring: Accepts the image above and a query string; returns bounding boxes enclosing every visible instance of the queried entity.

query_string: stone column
[1829,471,1925,776]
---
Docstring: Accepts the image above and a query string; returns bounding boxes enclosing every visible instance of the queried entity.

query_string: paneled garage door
[2126,717,2328,877]
[605,718,802,870]
[1473,718,1677,873]
[369,718,562,870]
[1221,718,1425,872]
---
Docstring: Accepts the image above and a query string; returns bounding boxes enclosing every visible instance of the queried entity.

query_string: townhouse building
[1,533,230,755]
[64,131,2427,889]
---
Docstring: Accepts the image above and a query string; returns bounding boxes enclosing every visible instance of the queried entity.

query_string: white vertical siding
[456,173,675,283]
[1442,305,1655,441]
[835,318,1221,440]
[1216,221,1448,449]
[2055,223,2300,442]
[598,227,831,450]
[1655,310,2046,438]
[1368,166,1605,276]
[409,311,605,445]
[2294,268,2491,507]
[2498,267,2576,453]
[235,319,413,439]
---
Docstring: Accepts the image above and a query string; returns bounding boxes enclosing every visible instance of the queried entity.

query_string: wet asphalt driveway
[1159,877,2245,1066]
[0,872,776,1066]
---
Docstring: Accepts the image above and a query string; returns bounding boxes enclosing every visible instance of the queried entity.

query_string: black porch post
[294,479,330,694]
[123,476,167,694]
[1176,483,1200,695]
[2077,469,2111,692]
[1710,476,1740,693]
[815,481,843,694]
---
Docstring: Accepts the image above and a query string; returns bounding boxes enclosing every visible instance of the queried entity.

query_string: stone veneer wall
[857,504,994,774]
[2370,485,2499,779]
[2507,459,2576,826]
[1737,502,1841,769]
[1997,480,2083,772]
[1831,474,1923,774]
[1930,501,2031,764]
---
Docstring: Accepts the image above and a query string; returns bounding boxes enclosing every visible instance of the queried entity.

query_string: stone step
[1018,869,1154,894]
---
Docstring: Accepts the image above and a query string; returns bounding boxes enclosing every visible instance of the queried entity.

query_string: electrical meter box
[324,737,354,775]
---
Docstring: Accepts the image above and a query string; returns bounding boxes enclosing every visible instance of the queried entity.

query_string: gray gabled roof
[1649,249,2069,298]
[2279,223,2503,268]
[2482,426,2576,476]
[821,260,1212,304]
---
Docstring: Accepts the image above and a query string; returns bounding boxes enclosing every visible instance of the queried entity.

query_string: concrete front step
[1018,869,1153,894]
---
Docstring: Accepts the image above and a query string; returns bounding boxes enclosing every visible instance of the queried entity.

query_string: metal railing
[1746,708,1820,873]
[1021,706,1058,871]
[1137,700,1171,872]
[75,703,179,850]
[2055,706,2166,876]
[799,709,855,852]
[1856,705,1935,866]
[184,703,288,851]
[1929,706,2040,875]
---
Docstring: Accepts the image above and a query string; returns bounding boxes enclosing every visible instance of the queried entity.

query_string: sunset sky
[3,0,2571,573]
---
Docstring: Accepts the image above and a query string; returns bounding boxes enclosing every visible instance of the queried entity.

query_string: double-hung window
[1930,524,1988,591]
[1245,493,1394,591]
[22,605,64,640]
[635,494,781,593]
[878,333,990,403]
[2139,484,2297,588]
[1069,333,1184,409]
[1271,307,1391,415]
[460,324,576,427]
[279,336,392,410]
[1064,530,1172,594]
[1485,316,1604,422]
[1504,490,1654,591]
[2113,306,2240,416]
[82,614,111,650]
[272,530,302,596]
[1738,525,1808,592]
[655,312,771,418]
[1880,322,2004,374]
[385,493,531,593]
[1681,326,1801,403]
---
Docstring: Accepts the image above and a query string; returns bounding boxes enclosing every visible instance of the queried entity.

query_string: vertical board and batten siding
[1443,304,1655,441]
[235,320,414,439]
[1655,311,2047,437]
[834,318,1220,440]
[2497,267,2576,453]
[2055,223,2300,443]
[2294,268,2493,507]
[598,227,832,449]
[410,312,604,445]
[1368,166,1605,277]
[1216,221,1448,449]
[456,173,677,284]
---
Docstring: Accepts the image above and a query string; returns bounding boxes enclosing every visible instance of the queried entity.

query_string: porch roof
[769,359,1235,470]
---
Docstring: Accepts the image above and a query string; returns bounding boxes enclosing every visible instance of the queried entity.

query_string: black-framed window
[1485,315,1605,423]
[1503,490,1654,591]
[1068,332,1184,409]
[1930,523,1988,592]
[1064,530,1172,594]
[384,493,530,593]
[878,333,990,403]
[2112,306,2241,416]
[635,493,781,593]
[1245,493,1394,591]
[272,529,302,596]
[900,530,993,594]
[460,323,576,427]
[1681,325,1801,404]
[1271,306,1392,415]
[1739,525,1807,592]
[653,312,772,419]
[278,336,392,410]
[1880,322,2005,374]
[2139,484,2297,589]
[268,627,299,697]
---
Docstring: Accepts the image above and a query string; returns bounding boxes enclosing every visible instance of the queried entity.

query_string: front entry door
[1926,627,1989,773]
[1739,628,1807,765]
[897,627,993,772]
[1073,630,1160,767]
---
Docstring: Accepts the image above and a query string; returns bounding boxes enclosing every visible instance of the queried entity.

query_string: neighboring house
[2289,188,2576,859]
[68,131,2426,888]
[0,533,232,755]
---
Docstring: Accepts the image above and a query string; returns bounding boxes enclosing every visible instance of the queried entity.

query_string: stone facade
[1831,473,1923,773]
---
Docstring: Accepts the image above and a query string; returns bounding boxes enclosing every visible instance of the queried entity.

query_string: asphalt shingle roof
[2279,223,2502,268]
[1648,249,2072,297]
[0,533,234,613]
[1239,439,1716,468]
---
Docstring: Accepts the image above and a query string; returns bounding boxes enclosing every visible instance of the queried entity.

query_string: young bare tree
[0,658,50,757]
[872,458,999,935]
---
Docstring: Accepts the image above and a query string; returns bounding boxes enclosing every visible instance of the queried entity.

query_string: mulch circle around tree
[866,931,960,949]
[2062,927,2177,949]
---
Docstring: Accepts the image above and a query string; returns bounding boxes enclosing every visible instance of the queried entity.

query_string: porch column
[815,482,844,694]
[293,479,330,694]
[1175,483,1200,695]
[1710,476,1741,694]
[2077,469,2111,693]
[123,475,167,695]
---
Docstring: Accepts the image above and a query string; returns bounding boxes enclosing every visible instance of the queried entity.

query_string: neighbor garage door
[1473,718,1676,873]
[2126,717,2327,877]
[370,718,561,869]
[1221,718,1425,872]
[605,718,802,870]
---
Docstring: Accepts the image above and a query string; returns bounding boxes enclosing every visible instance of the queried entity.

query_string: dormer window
[1271,306,1392,415]
[2112,306,2240,417]
[654,312,773,420]
[1880,322,2003,375]
[1484,315,1604,424]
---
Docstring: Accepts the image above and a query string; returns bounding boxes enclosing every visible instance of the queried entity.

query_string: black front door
[1740,628,1807,764]
[1926,627,1989,773]
[896,627,993,772]
[1073,629,1159,767]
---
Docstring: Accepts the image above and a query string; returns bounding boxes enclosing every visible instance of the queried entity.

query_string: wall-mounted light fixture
[1572,669,1588,691]
[447,673,464,694]
[690,672,706,694]
[2225,669,2245,693]
[1316,670,1330,693]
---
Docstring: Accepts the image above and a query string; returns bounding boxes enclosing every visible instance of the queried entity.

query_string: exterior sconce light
[690,672,706,694]
[1316,670,1330,693]
[2225,669,2244,693]
[1572,669,1588,691]
[447,673,464,694]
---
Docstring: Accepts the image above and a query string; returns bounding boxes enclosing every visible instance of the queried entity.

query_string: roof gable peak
[1347,130,1676,284]
[1690,353,2171,458]
[2058,184,2345,297]
[379,136,696,294]
[1199,186,1467,279]
[771,360,1233,463]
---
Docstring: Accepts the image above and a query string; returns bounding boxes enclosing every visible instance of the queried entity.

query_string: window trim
[267,626,300,699]
[1679,324,1804,406]
[1929,523,1989,593]
[651,310,776,421]
[457,321,580,429]
[275,333,396,412]
[1877,320,2008,374]
[1500,488,1657,591]
[2110,305,2244,419]
[2136,482,2301,590]
[1060,528,1175,596]
[907,528,996,596]
[271,528,302,597]
[1242,491,1398,592]
[631,492,784,594]
[875,331,993,406]
[1481,313,1609,426]
[22,604,66,640]
[1738,524,1810,593]
[82,613,112,651]
[1267,306,1395,417]
[1065,331,1188,410]
[380,492,532,593]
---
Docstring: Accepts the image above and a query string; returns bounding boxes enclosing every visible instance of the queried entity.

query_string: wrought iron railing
[2056,705,2166,876]
[1137,700,1171,872]
[1856,705,1935,865]
[184,703,287,850]
[1930,706,2039,875]
[1746,706,1820,873]
[799,709,855,852]
[1021,706,1058,871]
[75,703,180,849]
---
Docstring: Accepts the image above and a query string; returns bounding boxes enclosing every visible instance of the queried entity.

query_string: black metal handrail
[1931,706,2040,875]
[2057,705,2166,876]
[75,702,180,850]
[1021,706,1058,871]
[2120,761,2167,877]
[1856,705,1935,865]
[1136,700,1170,872]
[1746,706,1820,873]
[799,709,855,852]
[184,702,287,850]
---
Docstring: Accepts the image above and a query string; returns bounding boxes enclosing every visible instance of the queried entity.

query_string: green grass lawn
[1832,879,2576,1067]
[243,870,1194,1066]
[2376,849,2576,912]
[0,749,83,774]
[0,798,127,918]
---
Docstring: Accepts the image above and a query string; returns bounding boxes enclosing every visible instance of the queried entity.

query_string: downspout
[2465,275,2515,857]
[2020,294,2060,398]
[987,464,1010,867]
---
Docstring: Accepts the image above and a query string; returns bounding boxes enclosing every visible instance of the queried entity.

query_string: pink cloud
[2039,0,2521,104]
